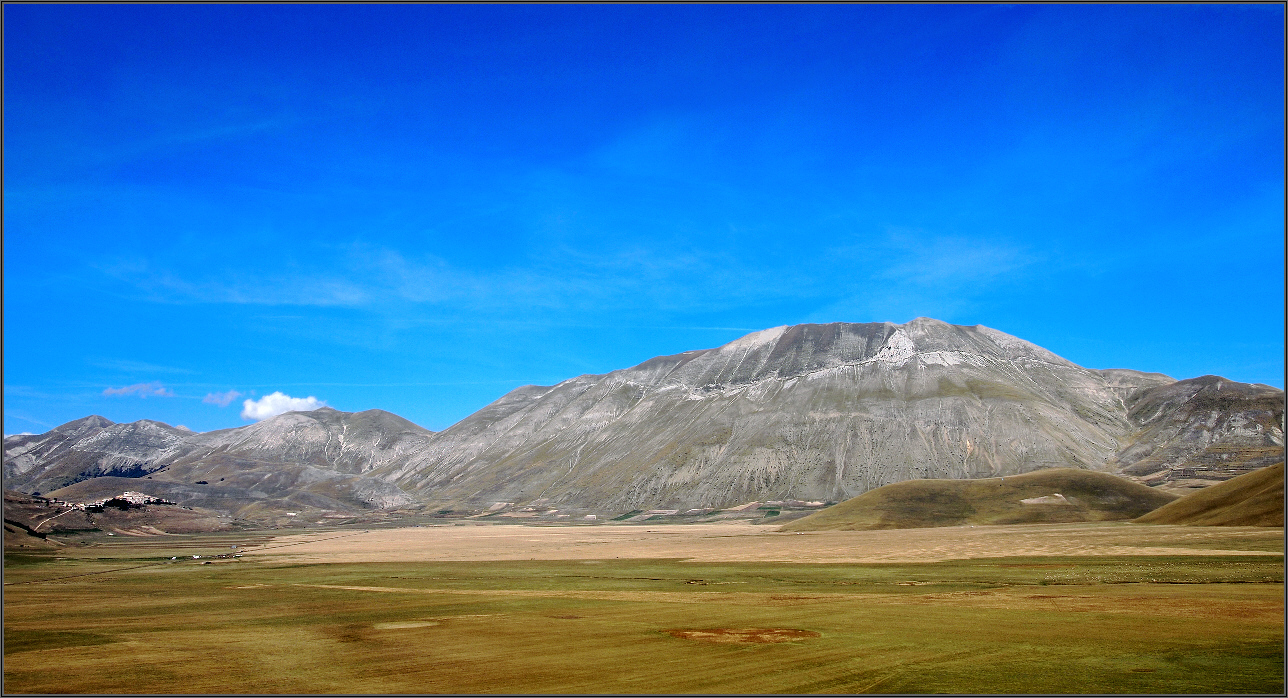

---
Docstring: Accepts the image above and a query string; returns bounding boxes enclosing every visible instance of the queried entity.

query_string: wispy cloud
[241,391,325,421]
[89,358,196,375]
[103,381,174,398]
[203,389,242,407]
[874,231,1036,287]
[95,240,817,319]
[96,257,371,307]
[2,411,54,430]
[804,230,1042,324]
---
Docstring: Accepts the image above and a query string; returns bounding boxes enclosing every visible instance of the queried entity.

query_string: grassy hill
[1134,462,1283,527]
[782,468,1178,531]
[3,488,235,544]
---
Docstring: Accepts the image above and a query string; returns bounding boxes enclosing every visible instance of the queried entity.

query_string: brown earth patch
[664,628,821,644]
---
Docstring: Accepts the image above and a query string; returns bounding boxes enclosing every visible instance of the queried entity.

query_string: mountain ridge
[373,319,1191,510]
[5,319,1283,521]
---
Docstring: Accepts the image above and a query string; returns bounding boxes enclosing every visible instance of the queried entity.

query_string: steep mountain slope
[3,408,431,519]
[374,318,1237,512]
[781,468,1178,531]
[1111,376,1285,489]
[172,407,434,476]
[1134,462,1284,527]
[4,418,190,494]
[4,415,119,488]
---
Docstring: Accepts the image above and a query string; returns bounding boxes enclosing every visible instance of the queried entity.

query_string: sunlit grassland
[3,538,1283,694]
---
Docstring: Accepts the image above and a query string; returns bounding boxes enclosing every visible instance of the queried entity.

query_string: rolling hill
[781,468,1180,531]
[1134,462,1284,527]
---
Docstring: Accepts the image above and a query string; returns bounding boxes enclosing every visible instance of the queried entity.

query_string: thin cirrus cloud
[102,381,174,398]
[89,358,196,375]
[240,391,326,421]
[202,390,242,407]
[99,242,819,319]
[96,258,371,307]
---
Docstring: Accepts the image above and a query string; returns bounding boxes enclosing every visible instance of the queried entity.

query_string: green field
[3,532,1283,694]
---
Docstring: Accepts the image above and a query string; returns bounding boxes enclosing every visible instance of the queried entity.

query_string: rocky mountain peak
[584,320,1084,398]
[53,414,114,435]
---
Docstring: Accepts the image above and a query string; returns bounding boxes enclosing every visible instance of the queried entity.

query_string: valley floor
[235,519,1285,564]
[3,521,1283,694]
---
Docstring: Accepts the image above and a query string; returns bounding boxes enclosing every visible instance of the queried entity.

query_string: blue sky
[4,4,1284,435]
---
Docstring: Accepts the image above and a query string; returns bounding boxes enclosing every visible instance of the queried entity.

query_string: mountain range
[4,319,1283,523]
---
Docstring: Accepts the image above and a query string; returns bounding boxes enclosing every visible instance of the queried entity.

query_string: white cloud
[240,392,326,421]
[103,382,174,398]
[203,390,242,407]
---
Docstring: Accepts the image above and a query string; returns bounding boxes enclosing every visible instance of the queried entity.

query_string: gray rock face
[1112,375,1285,487]
[5,319,1282,518]
[374,319,1282,511]
[172,407,435,476]
[3,408,431,517]
[3,415,114,482]
[3,418,186,492]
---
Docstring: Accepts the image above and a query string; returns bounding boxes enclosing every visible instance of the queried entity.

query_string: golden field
[4,520,1282,694]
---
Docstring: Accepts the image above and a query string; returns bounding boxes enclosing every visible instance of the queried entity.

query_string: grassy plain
[3,523,1283,694]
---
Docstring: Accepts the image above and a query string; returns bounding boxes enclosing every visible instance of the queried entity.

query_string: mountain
[376,318,1272,511]
[1134,461,1284,527]
[780,468,1179,531]
[3,408,431,521]
[5,415,119,483]
[1110,376,1285,488]
[4,319,1283,521]
[3,417,189,492]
